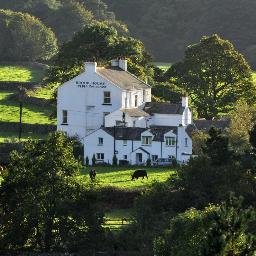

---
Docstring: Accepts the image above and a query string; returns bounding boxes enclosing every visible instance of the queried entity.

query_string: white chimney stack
[118,59,128,71]
[85,62,97,73]
[182,95,189,108]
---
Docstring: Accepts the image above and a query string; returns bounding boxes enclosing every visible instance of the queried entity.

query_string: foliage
[0,9,58,61]
[203,127,232,166]
[92,154,96,166]
[228,101,254,153]
[105,0,256,68]
[85,156,89,166]
[191,130,209,155]
[0,132,104,252]
[112,154,118,166]
[153,206,216,256]
[166,35,256,119]
[146,158,151,167]
[202,195,256,256]
[45,22,152,84]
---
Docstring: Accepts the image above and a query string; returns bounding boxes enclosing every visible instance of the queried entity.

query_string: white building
[57,59,193,165]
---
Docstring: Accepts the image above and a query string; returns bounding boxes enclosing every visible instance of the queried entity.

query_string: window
[123,155,128,160]
[185,138,188,147]
[123,140,127,146]
[103,91,111,104]
[135,95,138,107]
[96,153,104,160]
[98,137,103,145]
[62,110,68,124]
[166,137,176,146]
[152,155,158,161]
[142,136,152,145]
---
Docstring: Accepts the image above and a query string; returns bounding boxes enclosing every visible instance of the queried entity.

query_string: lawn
[0,91,55,124]
[0,65,44,82]
[154,62,172,71]
[79,166,176,190]
[0,131,47,143]
[27,85,56,100]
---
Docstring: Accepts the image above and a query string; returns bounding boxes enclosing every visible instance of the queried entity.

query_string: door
[136,153,143,165]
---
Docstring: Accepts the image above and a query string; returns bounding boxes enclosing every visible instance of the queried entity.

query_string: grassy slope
[80,166,176,190]
[0,65,44,82]
[0,91,55,124]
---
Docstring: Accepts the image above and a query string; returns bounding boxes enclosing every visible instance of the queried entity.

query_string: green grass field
[80,166,176,190]
[0,91,55,124]
[0,131,47,143]
[0,65,44,82]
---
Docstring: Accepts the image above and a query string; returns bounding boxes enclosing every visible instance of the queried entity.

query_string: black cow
[131,169,148,181]
[89,169,96,181]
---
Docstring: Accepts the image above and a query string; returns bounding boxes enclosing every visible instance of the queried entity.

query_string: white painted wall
[83,126,192,165]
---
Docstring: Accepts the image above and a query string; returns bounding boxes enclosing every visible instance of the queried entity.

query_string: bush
[146,158,151,167]
[172,158,178,168]
[119,160,129,166]
[92,154,96,166]
[112,154,118,166]
[85,156,89,166]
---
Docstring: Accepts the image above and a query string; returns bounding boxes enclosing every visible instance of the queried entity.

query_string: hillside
[104,0,256,67]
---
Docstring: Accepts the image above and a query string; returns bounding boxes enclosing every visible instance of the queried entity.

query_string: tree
[191,130,209,156]
[203,127,232,166]
[0,132,104,252]
[228,101,253,153]
[166,35,256,119]
[202,195,256,256]
[45,21,152,84]
[0,9,58,61]
[113,154,118,166]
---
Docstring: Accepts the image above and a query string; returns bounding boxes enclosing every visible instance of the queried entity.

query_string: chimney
[182,95,189,108]
[85,62,97,73]
[118,59,127,71]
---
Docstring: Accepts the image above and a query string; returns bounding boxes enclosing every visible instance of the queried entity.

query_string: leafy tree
[0,132,104,252]
[228,101,253,153]
[191,130,209,155]
[85,156,90,166]
[166,35,256,119]
[203,127,232,166]
[45,21,152,84]
[0,9,58,61]
[153,206,216,256]
[92,154,96,166]
[202,195,256,256]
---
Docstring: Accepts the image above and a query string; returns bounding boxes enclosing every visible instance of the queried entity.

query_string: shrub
[92,154,96,166]
[112,154,118,166]
[146,158,151,167]
[85,156,89,166]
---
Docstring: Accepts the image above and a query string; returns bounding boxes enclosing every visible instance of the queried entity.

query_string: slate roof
[120,108,149,117]
[102,126,177,142]
[194,119,230,132]
[143,102,185,115]
[97,67,150,90]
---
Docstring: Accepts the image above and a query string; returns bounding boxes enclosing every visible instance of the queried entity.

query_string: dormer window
[166,137,176,147]
[103,91,111,104]
[142,136,152,145]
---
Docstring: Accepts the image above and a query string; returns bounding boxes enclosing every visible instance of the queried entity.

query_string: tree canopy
[0,9,58,61]
[166,35,256,119]
[46,21,152,84]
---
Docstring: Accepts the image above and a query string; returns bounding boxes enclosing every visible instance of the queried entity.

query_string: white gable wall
[57,68,123,138]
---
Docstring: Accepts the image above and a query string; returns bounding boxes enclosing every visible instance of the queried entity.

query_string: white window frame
[142,136,152,145]
[62,110,68,124]
[123,155,128,160]
[98,137,103,146]
[123,140,127,146]
[96,153,104,160]
[166,136,176,147]
[103,91,111,104]
[152,155,158,161]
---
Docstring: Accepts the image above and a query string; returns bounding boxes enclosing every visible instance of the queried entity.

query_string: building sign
[76,81,107,89]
